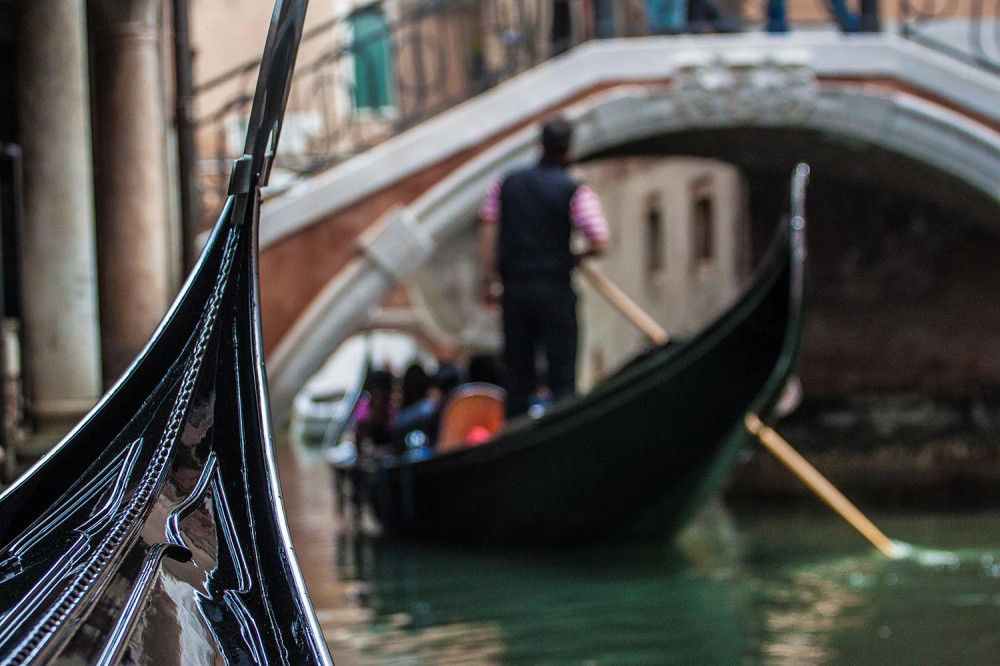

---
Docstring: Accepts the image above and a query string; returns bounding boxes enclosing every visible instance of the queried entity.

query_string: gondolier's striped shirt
[480,176,610,246]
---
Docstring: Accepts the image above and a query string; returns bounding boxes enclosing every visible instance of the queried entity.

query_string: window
[350,6,394,111]
[646,195,664,278]
[692,177,714,265]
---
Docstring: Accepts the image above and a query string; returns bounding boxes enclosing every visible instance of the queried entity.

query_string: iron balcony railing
[196,0,559,215]
[193,0,998,220]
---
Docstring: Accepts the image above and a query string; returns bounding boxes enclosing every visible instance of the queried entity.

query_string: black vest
[497,159,579,280]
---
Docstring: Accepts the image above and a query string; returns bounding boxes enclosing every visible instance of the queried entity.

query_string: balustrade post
[859,0,880,31]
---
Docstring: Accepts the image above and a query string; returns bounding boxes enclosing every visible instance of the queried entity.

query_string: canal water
[278,446,1000,665]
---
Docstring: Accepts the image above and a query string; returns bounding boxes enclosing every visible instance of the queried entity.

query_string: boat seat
[436,383,506,453]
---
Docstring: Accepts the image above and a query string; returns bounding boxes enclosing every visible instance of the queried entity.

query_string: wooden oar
[744,414,902,558]
[577,262,669,346]
[577,260,904,559]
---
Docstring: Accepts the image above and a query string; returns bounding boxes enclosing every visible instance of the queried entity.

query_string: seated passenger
[528,385,553,419]
[393,363,465,450]
[353,369,397,451]
[467,352,506,389]
[399,362,431,411]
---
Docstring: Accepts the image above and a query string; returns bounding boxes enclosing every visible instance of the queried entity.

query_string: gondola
[349,165,809,545]
[0,1,332,664]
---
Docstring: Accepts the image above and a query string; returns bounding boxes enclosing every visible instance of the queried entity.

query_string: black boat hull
[0,2,332,663]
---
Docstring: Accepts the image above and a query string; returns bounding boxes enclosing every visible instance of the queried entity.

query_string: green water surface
[326,509,1000,665]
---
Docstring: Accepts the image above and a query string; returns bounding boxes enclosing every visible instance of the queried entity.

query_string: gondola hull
[0,2,333,663]
[362,182,807,545]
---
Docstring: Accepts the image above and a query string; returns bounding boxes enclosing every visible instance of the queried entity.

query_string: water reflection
[750,560,872,664]
[277,442,1000,664]
[315,509,1000,665]
[329,527,751,665]
[737,511,1000,665]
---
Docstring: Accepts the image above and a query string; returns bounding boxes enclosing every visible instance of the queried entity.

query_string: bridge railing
[196,0,558,216]
[898,0,1000,75]
[193,0,997,220]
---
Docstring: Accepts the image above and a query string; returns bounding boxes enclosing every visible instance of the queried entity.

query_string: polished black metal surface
[0,1,332,663]
[352,166,809,546]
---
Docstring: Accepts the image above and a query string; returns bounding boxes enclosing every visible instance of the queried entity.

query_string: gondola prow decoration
[0,1,335,663]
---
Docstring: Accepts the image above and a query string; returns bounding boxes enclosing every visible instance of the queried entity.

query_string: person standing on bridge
[479,116,610,418]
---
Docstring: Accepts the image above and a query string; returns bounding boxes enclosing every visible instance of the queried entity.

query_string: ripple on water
[277,446,1000,665]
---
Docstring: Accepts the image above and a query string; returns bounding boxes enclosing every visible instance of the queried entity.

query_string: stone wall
[733,176,1000,504]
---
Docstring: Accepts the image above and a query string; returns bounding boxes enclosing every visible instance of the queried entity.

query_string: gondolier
[479,116,610,418]
[364,175,807,544]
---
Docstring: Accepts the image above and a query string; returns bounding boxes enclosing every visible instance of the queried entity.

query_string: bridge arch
[261,38,1000,421]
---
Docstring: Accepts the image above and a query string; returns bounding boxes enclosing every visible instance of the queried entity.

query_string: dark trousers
[501,276,578,418]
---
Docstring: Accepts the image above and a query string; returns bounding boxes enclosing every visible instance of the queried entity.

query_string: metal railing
[196,0,557,215]
[193,0,998,220]
[899,0,1000,75]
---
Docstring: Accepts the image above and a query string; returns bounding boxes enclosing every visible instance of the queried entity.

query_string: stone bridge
[255,32,1000,421]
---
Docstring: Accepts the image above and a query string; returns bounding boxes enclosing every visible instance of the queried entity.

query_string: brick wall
[760,178,1000,400]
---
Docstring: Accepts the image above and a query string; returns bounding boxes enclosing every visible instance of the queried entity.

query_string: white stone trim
[360,206,435,281]
[268,257,394,422]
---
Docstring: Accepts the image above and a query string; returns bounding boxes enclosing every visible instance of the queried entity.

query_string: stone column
[90,0,174,383]
[18,0,103,430]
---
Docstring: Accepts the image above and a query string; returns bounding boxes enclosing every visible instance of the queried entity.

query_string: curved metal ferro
[0,0,332,663]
